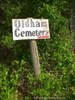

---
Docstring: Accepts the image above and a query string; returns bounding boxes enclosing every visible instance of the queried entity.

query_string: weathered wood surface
[30,40,40,77]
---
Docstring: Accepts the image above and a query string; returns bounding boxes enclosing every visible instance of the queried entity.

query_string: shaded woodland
[0,0,75,100]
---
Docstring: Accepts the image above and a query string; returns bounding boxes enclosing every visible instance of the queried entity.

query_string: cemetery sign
[12,18,50,40]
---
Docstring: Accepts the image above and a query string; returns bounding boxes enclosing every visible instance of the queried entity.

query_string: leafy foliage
[0,0,75,100]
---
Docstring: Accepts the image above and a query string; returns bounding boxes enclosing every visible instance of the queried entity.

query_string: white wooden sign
[12,18,50,40]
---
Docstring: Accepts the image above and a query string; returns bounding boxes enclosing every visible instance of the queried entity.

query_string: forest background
[0,0,75,100]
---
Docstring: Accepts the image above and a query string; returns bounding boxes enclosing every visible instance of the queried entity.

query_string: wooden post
[30,40,40,77]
